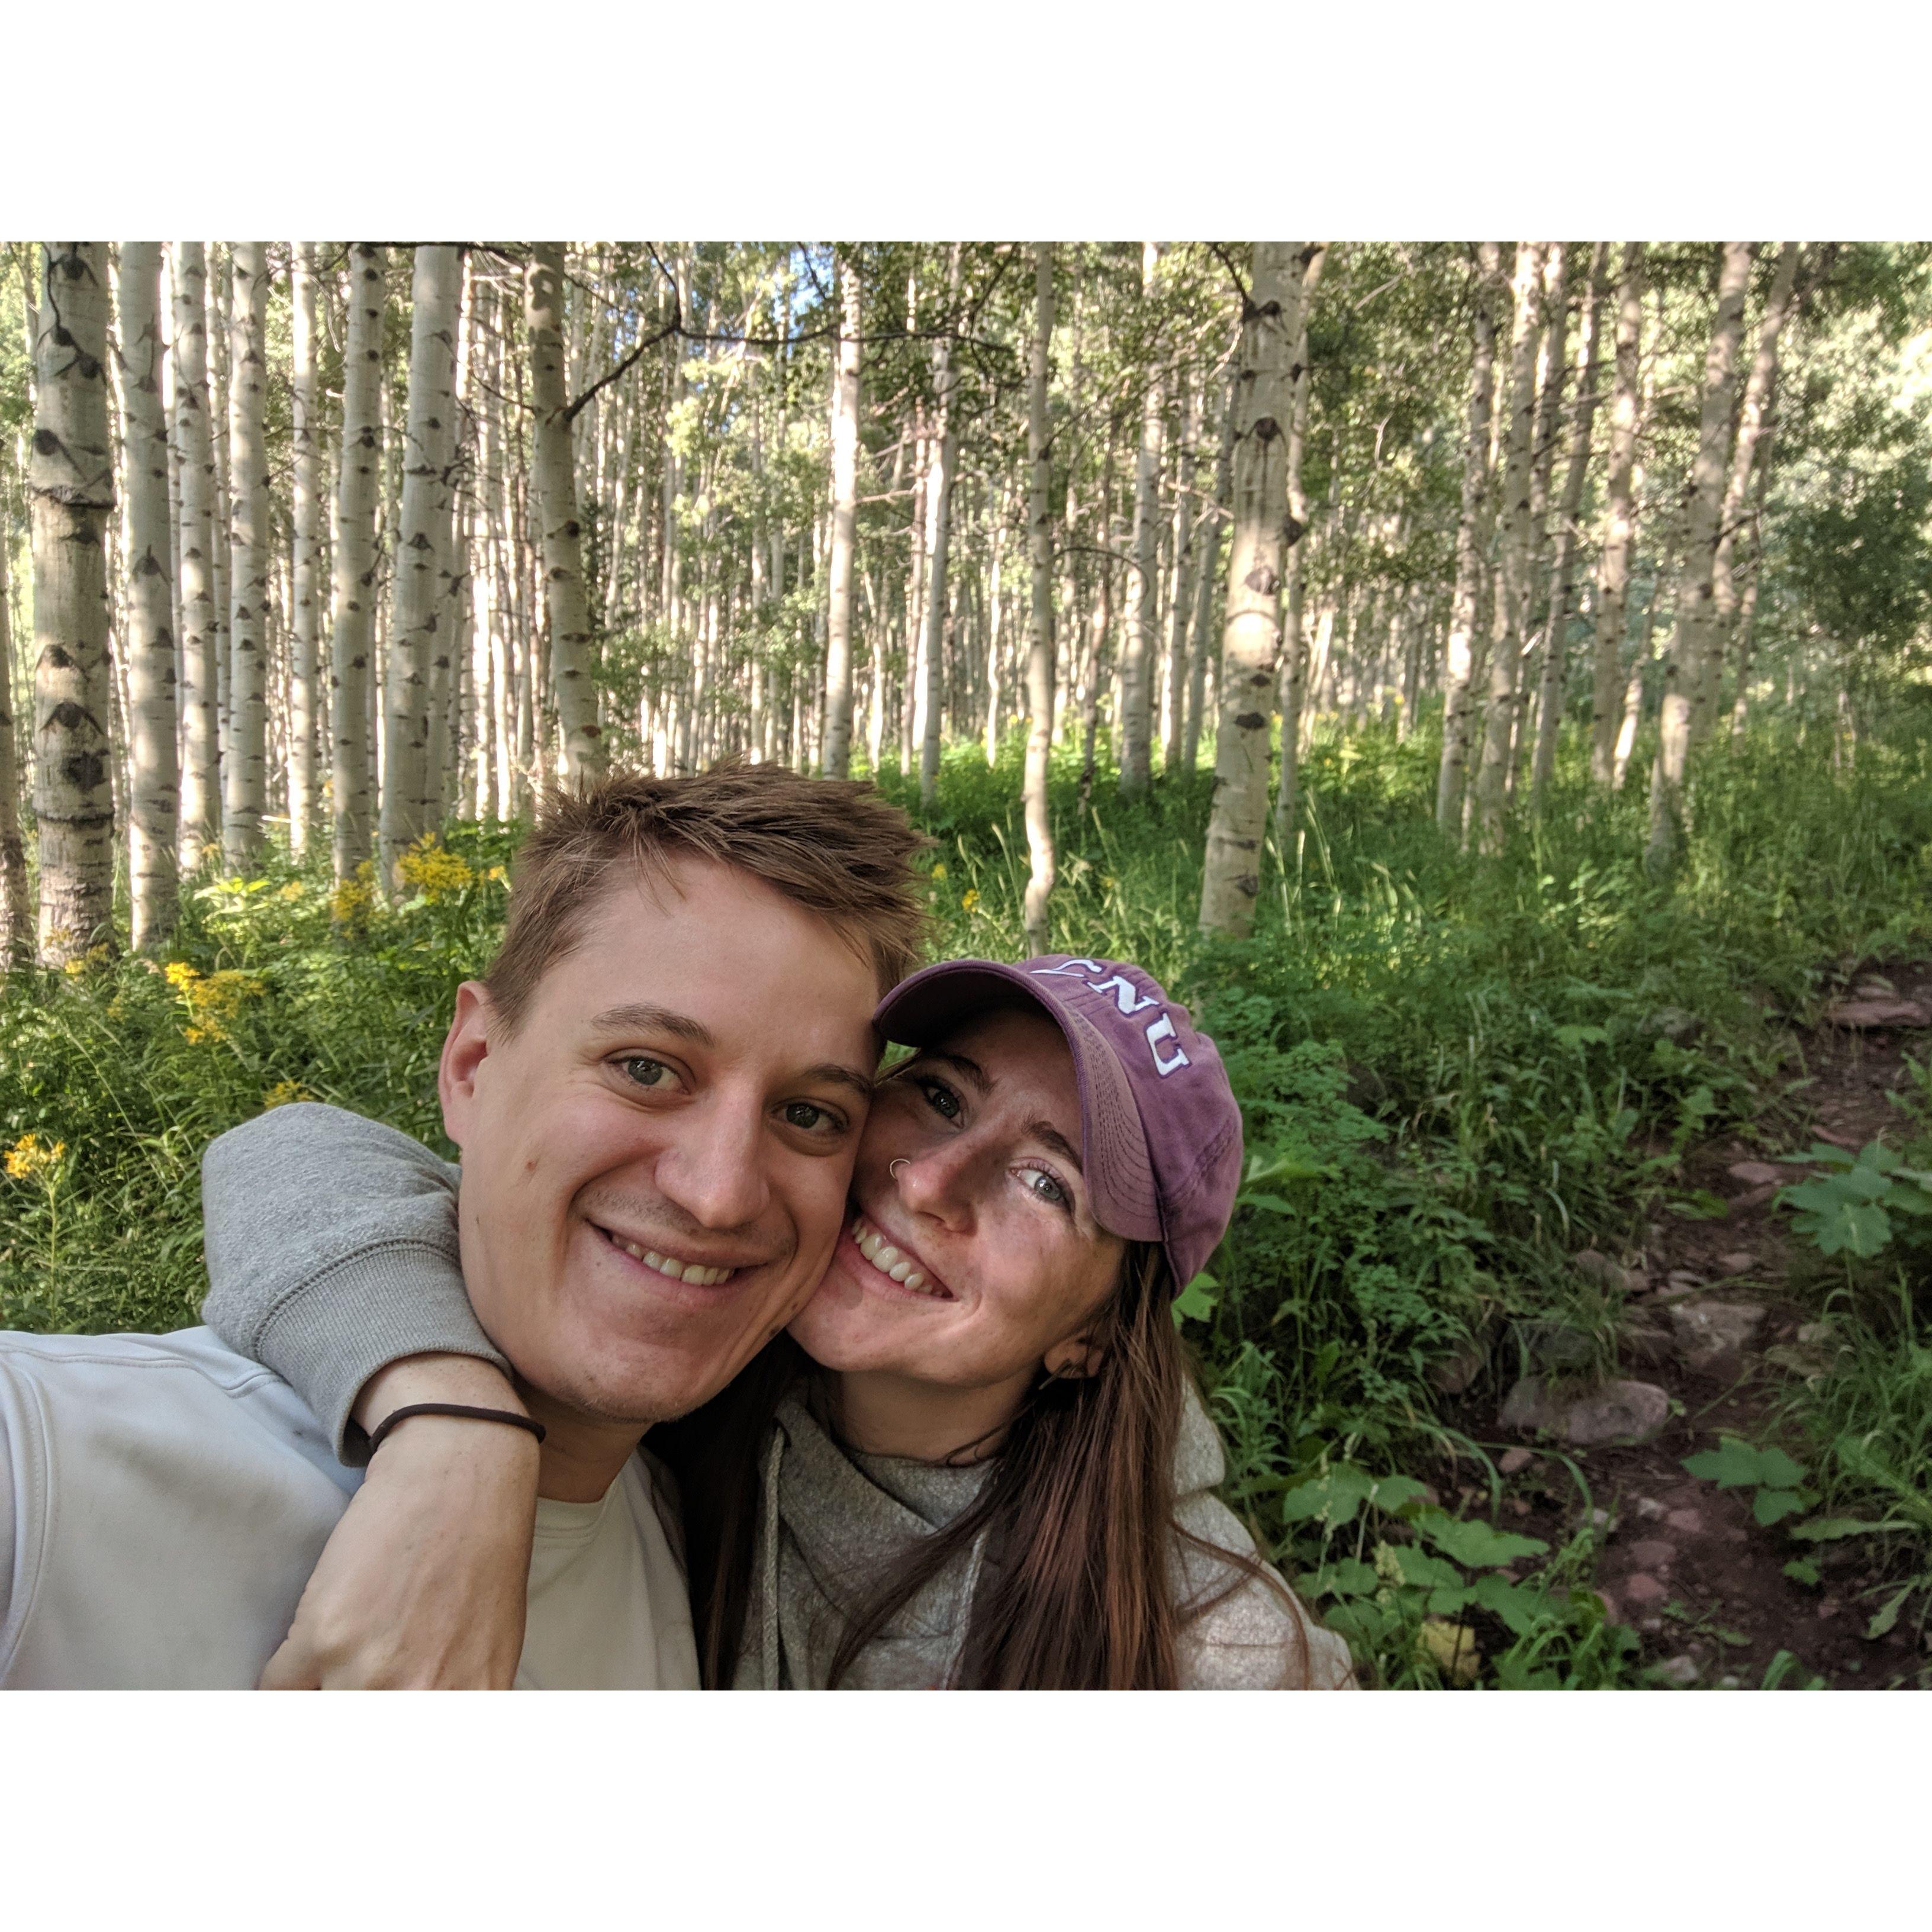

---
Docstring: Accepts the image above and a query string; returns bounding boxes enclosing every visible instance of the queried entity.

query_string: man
[0,766,927,1688]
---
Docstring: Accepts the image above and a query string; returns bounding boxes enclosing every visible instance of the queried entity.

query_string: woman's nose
[892,1136,979,1226]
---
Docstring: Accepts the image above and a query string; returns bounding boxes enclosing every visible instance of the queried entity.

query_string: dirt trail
[1451,962,1932,1689]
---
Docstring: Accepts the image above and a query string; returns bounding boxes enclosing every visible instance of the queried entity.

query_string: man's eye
[916,1078,962,1122]
[781,1100,841,1134]
[620,1057,676,1090]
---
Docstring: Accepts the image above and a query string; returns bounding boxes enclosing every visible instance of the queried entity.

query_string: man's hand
[260,1355,540,1689]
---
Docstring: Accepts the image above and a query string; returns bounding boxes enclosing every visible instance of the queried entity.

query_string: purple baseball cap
[871,954,1245,1293]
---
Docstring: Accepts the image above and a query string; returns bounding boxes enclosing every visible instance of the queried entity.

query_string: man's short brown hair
[483,763,931,1034]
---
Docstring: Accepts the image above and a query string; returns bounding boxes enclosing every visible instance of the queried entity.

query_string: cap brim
[874,962,1163,1246]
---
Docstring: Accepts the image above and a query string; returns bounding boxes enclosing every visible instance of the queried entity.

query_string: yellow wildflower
[329,862,377,926]
[165,960,201,988]
[278,881,305,903]
[931,864,948,881]
[398,837,475,901]
[961,890,981,913]
[170,965,266,1044]
[5,1134,66,1182]
[263,1078,313,1109]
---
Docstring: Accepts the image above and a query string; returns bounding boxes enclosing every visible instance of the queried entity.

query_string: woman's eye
[917,1078,962,1122]
[619,1057,676,1091]
[781,1100,841,1134]
[1023,1168,1071,1210]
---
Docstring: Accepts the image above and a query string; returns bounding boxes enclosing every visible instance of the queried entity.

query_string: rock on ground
[1499,1375,1671,1447]
[1822,999,1931,1029]
[1669,1299,1766,1368]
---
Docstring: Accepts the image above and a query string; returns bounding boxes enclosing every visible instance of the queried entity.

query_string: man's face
[439,855,881,1429]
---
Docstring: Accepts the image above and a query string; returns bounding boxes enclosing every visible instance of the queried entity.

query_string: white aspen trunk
[1696,241,1799,735]
[209,249,232,793]
[1530,242,1610,805]
[0,517,30,962]
[117,243,180,949]
[288,242,323,858]
[1435,242,1502,830]
[527,244,601,782]
[1162,375,1201,772]
[1022,246,1057,955]
[1184,370,1238,775]
[1273,243,1328,846]
[329,244,387,884]
[917,247,961,807]
[1589,243,1646,786]
[1512,243,1570,794]
[983,507,1006,764]
[1646,242,1754,881]
[1614,565,1666,791]
[30,244,118,962]
[1470,243,1548,852]
[821,255,862,779]
[378,245,460,888]
[221,242,271,870]
[1728,417,1778,739]
[170,242,221,871]
[1119,242,1164,796]
[1199,243,1303,939]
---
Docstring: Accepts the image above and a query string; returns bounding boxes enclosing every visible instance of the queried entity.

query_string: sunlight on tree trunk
[288,243,323,860]
[1200,242,1302,941]
[1119,243,1164,798]
[822,255,861,780]
[1022,246,1057,956]
[1589,243,1646,788]
[221,242,271,870]
[1274,243,1327,852]
[170,242,221,872]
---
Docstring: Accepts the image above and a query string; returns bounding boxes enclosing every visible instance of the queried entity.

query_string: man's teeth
[849,1215,944,1297]
[608,1231,735,1286]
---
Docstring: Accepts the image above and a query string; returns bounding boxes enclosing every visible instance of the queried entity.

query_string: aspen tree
[329,244,387,884]
[221,242,271,870]
[0,534,29,964]
[1646,243,1754,883]
[1274,243,1327,849]
[1589,244,1646,786]
[1530,242,1609,804]
[209,249,232,781]
[171,242,220,871]
[30,244,117,962]
[1022,246,1057,955]
[1435,243,1502,831]
[1727,417,1778,738]
[1199,243,1302,940]
[1119,242,1164,796]
[288,242,323,857]
[1162,377,1200,773]
[1183,371,1238,775]
[381,244,462,886]
[527,244,601,781]
[822,252,862,778]
[116,243,180,949]
[917,246,961,807]
[1470,243,1547,851]
[1698,242,1799,735]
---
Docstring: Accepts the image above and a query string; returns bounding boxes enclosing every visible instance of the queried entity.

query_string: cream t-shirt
[0,1326,698,1690]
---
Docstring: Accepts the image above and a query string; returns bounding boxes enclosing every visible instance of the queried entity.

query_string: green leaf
[1170,1271,1220,1326]
[1365,1474,1432,1516]
[1866,1584,1912,1640]
[1683,1438,1767,1488]
[1754,1446,1809,1489]
[1470,1571,1546,1637]
[1238,1193,1298,1216]
[1789,1516,1914,1542]
[1280,1464,1376,1529]
[1415,1511,1549,1568]
[1386,1544,1464,1592]
[1782,1559,1823,1588]
[1753,1488,1807,1526]
[1306,1558,1379,1600]
[1426,1583,1478,1617]
[1554,1024,1609,1049]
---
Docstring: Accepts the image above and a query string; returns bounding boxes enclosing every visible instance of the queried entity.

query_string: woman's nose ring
[890,1158,910,1179]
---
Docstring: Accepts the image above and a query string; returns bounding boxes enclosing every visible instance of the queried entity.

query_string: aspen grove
[7,240,1932,1689]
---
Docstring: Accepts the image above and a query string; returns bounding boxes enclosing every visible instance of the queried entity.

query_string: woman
[201,954,1354,1690]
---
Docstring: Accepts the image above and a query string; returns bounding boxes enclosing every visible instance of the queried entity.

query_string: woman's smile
[838,1211,955,1300]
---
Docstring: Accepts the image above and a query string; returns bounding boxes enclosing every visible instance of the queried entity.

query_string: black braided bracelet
[365,1402,547,1458]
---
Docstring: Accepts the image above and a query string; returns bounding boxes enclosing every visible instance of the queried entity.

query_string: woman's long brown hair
[651,1243,1296,1690]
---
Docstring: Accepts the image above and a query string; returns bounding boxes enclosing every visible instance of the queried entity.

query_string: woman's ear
[1042,1332,1107,1381]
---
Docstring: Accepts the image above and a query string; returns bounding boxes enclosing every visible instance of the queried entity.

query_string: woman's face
[787,1003,1126,1391]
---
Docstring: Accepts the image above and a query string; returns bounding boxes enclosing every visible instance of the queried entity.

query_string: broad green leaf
[1789,1516,1914,1542]
[1306,1558,1379,1600]
[1171,1271,1220,1326]
[1470,1571,1545,1637]
[1866,1584,1912,1641]
[1683,1438,1766,1488]
[1386,1544,1464,1592]
[1554,1024,1609,1049]
[1753,1487,1807,1526]
[1416,1511,1550,1568]
[1782,1559,1823,1588]
[1366,1474,1432,1516]
[1427,1583,1477,1617]
[1238,1193,1299,1216]
[1754,1446,1809,1489]
[1281,1464,1376,1528]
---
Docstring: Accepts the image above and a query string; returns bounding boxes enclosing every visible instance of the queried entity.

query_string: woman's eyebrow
[1027,1121,1084,1172]
[916,1049,990,1094]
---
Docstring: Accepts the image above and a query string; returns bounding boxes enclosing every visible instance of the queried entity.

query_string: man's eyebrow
[800,1062,878,1102]
[1027,1120,1084,1173]
[586,1003,716,1046]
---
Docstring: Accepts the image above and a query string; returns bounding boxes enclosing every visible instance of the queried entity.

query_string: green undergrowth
[5,709,1932,1687]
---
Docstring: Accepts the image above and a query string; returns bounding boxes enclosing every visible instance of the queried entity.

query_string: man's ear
[439,981,497,1151]
[1042,1330,1108,1382]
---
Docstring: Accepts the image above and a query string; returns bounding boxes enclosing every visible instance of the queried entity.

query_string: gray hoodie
[200,1103,1354,1690]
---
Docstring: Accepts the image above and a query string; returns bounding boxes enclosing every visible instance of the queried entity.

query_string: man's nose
[652,1091,771,1231]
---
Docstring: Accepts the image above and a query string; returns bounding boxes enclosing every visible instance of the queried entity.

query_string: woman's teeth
[849,1215,948,1297]
[607,1230,735,1287]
